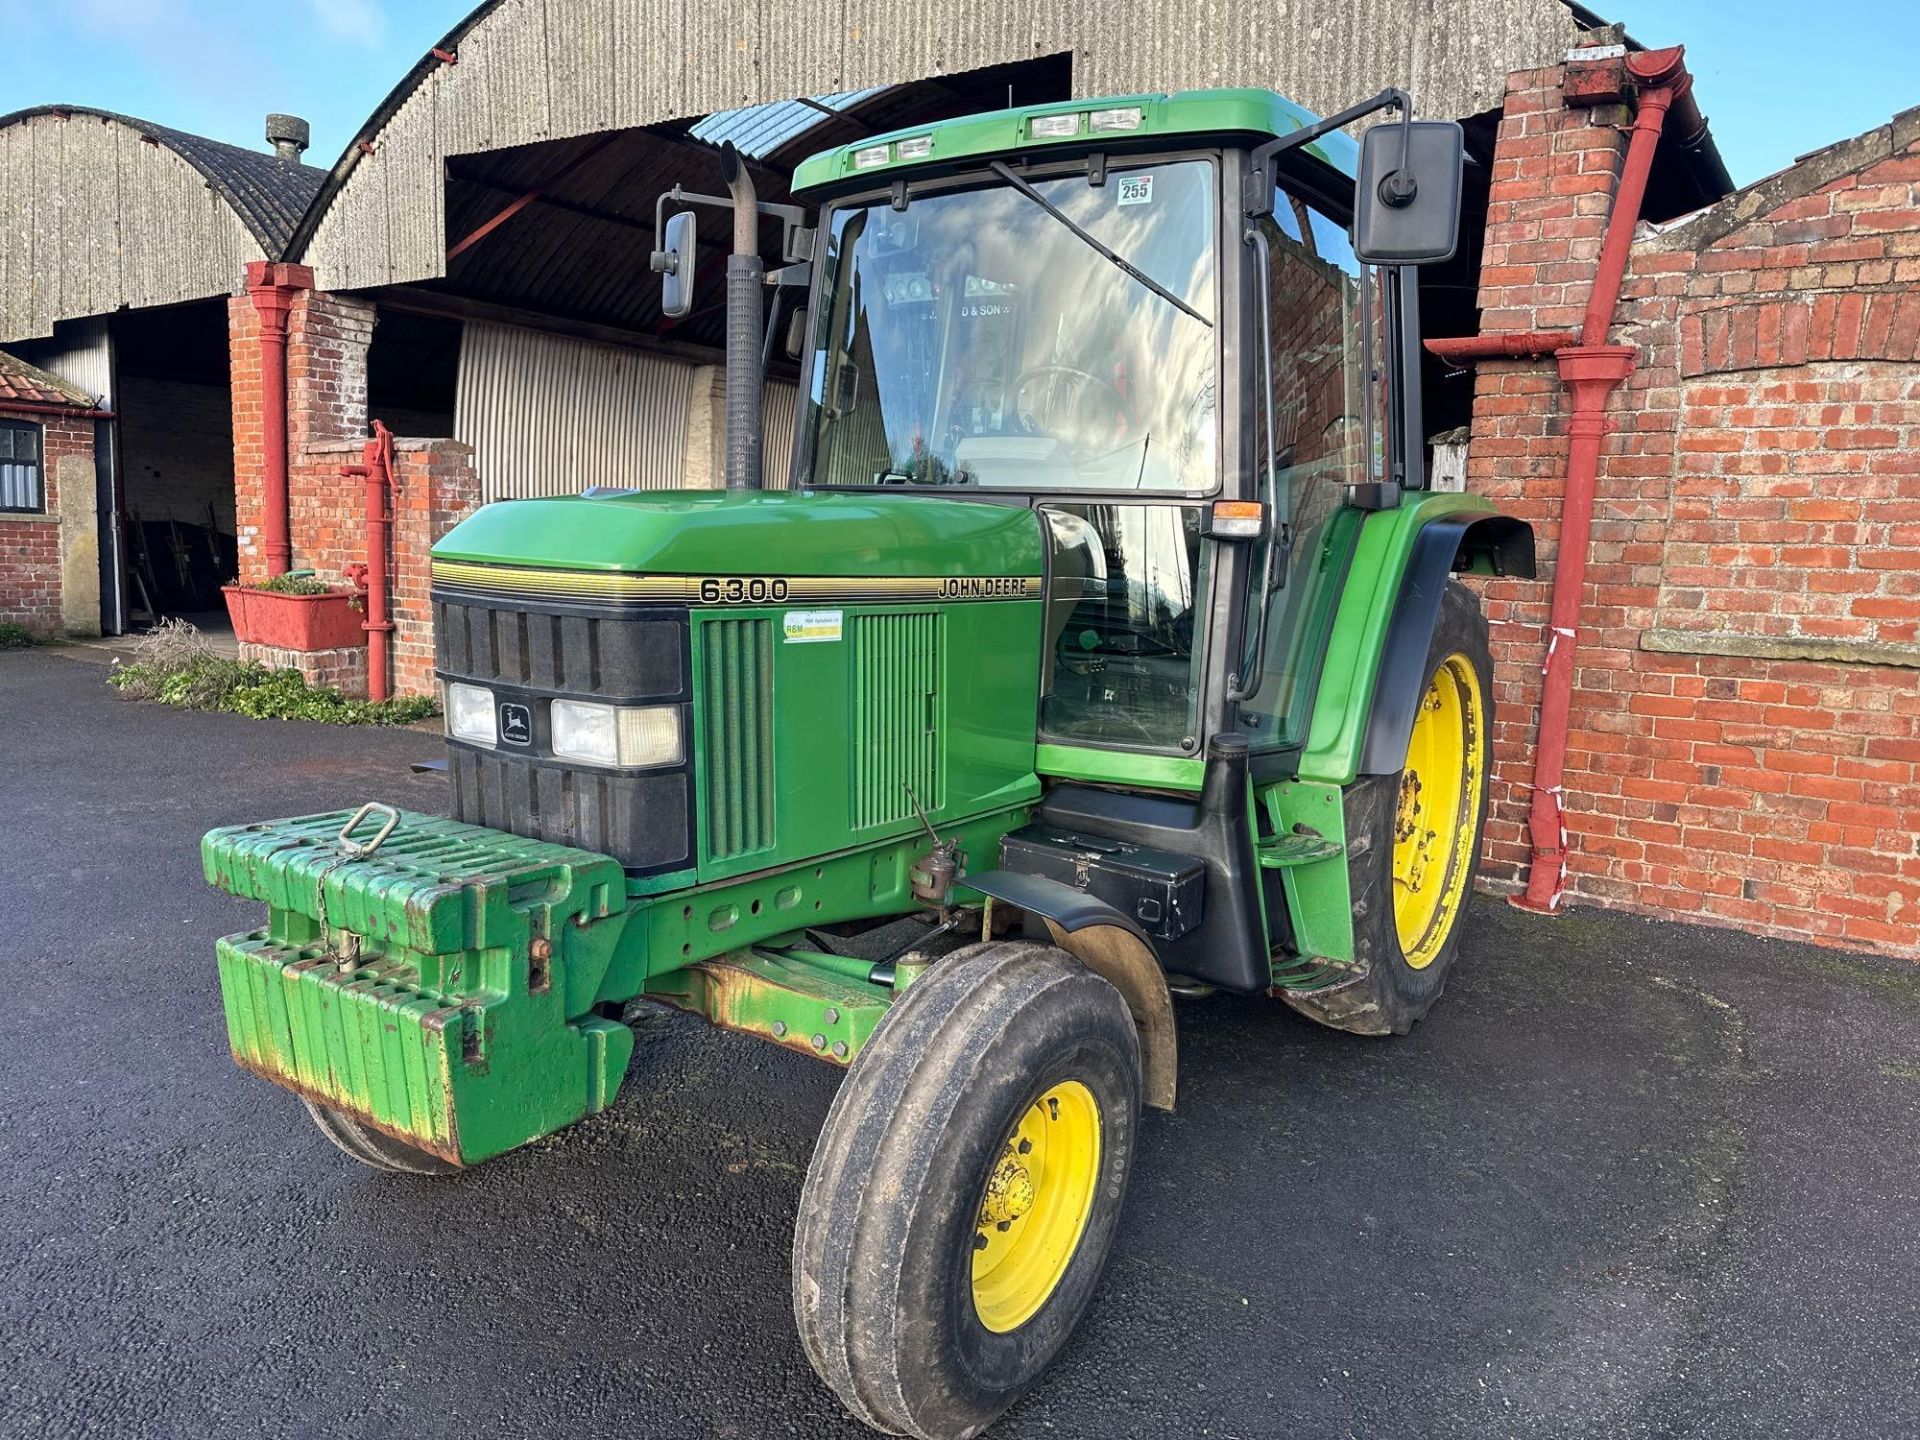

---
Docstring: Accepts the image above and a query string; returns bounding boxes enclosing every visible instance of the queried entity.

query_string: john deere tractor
[203,86,1532,1438]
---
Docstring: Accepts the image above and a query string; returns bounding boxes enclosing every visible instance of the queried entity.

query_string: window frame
[0,418,47,515]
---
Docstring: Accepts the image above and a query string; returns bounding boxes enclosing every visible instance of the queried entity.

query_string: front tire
[1283,580,1493,1036]
[302,1100,460,1176]
[793,941,1141,1439]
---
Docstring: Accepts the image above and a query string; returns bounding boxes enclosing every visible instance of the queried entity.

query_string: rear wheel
[302,1100,460,1176]
[1283,580,1492,1036]
[793,940,1141,1439]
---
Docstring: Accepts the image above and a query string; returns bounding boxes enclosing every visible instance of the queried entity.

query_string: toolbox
[999,824,1206,940]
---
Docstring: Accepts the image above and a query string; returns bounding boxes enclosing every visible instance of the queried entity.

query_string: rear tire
[1283,580,1493,1036]
[302,1100,460,1176]
[793,940,1141,1439]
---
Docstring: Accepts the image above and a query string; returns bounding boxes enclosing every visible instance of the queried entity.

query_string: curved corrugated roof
[0,105,324,258]
[291,0,1638,287]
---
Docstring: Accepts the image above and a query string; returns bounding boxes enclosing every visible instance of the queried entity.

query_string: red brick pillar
[288,290,374,455]
[389,439,479,699]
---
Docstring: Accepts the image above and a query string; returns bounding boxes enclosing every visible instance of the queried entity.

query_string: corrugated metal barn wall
[296,0,1586,291]
[456,322,695,498]
[0,115,266,344]
[763,379,798,489]
[455,322,800,497]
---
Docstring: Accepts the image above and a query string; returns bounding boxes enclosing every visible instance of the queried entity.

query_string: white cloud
[308,0,388,49]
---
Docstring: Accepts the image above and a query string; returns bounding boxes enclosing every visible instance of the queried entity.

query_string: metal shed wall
[298,0,1587,291]
[0,114,267,344]
[763,378,798,489]
[456,320,697,499]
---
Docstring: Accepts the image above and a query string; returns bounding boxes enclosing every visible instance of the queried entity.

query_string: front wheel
[1283,579,1493,1036]
[302,1100,461,1176]
[793,941,1141,1439]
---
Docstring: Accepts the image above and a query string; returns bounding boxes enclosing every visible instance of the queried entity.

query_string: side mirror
[654,210,698,320]
[784,306,808,362]
[1352,119,1464,265]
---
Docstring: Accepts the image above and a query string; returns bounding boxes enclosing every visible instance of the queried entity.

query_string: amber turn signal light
[1203,500,1266,539]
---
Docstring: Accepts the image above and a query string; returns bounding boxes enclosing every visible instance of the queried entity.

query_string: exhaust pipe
[719,143,765,491]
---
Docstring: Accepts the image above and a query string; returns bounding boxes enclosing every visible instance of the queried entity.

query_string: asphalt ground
[4,645,1919,1439]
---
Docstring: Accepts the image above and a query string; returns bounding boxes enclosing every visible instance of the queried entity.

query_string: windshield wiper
[988,161,1212,329]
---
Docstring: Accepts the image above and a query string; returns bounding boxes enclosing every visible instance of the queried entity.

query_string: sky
[0,0,1914,186]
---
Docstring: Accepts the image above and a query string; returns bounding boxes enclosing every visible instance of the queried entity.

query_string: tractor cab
[780,90,1471,780]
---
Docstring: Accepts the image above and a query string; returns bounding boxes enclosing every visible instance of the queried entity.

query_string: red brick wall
[1466,66,1920,957]
[0,407,94,635]
[230,284,477,697]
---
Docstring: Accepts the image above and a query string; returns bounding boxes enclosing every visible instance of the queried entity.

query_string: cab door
[1236,176,1388,763]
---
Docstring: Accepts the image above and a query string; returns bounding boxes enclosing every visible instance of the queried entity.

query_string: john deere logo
[499,702,533,747]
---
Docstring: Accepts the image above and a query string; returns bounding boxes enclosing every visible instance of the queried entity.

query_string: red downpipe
[243,261,312,578]
[1512,51,1686,913]
[1426,331,1574,364]
[343,421,397,702]
[1425,48,1693,913]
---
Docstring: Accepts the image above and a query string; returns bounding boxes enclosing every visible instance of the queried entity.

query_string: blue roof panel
[690,87,888,161]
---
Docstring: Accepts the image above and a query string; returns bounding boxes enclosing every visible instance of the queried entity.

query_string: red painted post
[343,420,397,702]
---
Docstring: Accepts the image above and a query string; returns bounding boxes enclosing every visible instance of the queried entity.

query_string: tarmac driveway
[4,646,1918,1439]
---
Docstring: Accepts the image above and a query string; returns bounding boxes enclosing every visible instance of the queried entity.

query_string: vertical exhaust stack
[719,143,765,491]
[266,114,310,164]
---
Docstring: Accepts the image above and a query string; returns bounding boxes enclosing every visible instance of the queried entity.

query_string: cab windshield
[802,159,1218,493]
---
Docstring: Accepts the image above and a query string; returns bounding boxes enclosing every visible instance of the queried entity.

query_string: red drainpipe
[1426,46,1698,913]
[243,261,313,578]
[1426,331,1574,364]
[343,420,398,702]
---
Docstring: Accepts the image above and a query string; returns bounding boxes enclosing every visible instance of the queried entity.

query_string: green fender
[1297,492,1532,787]
[1264,493,1533,974]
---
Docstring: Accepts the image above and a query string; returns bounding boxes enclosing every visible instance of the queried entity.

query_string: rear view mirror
[654,210,697,320]
[784,306,808,361]
[1353,120,1464,265]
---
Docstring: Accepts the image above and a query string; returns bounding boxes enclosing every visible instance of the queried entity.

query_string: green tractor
[204,86,1532,1438]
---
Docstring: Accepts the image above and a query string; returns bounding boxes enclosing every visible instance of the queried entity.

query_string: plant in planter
[222,570,368,652]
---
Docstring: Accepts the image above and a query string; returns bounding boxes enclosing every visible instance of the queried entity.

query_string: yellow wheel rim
[970,1080,1102,1334]
[1392,652,1485,970]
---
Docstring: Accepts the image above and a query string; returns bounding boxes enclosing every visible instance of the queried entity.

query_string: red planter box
[223,584,367,651]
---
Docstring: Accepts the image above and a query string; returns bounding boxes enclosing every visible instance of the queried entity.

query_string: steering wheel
[1013,365,1133,450]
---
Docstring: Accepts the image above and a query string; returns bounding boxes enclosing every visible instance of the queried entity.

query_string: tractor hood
[431,489,1045,580]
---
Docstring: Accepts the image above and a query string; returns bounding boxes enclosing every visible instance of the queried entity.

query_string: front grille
[434,599,682,700]
[446,746,689,870]
[435,591,693,873]
[698,617,776,862]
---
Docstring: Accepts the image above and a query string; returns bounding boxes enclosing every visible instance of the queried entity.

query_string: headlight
[550,700,683,769]
[446,683,496,745]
